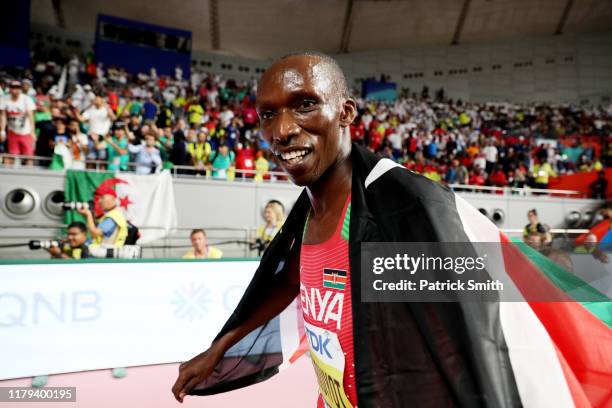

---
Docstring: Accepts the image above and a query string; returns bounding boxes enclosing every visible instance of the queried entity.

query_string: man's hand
[77,207,91,218]
[47,245,62,258]
[172,343,225,403]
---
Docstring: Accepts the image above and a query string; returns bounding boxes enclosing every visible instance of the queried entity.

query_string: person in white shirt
[219,106,234,128]
[482,141,499,174]
[0,80,36,165]
[79,96,115,164]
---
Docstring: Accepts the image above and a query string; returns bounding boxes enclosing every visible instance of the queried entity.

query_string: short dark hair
[190,228,206,238]
[67,221,87,233]
[528,209,537,216]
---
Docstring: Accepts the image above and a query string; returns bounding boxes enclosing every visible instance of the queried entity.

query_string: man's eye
[298,100,317,111]
[259,111,274,120]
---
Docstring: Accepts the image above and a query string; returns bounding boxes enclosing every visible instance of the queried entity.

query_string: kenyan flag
[323,268,347,290]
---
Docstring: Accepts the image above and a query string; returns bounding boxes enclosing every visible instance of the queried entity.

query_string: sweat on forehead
[259,53,349,99]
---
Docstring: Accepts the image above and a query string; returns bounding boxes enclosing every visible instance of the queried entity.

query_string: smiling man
[171,53,586,407]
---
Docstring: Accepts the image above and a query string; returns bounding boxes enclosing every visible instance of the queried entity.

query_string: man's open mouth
[278,148,312,166]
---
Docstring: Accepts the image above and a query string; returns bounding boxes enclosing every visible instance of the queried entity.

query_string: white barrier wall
[0,259,258,379]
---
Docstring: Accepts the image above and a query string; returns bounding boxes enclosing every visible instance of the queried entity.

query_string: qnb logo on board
[171,282,211,321]
[0,291,102,327]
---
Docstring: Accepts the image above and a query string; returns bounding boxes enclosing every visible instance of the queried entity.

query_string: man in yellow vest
[77,187,128,247]
[532,158,557,189]
[183,229,222,259]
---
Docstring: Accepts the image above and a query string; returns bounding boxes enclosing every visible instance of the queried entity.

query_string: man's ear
[339,98,357,127]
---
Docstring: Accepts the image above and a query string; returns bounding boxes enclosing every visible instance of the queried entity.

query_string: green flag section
[64,170,115,226]
[511,237,612,328]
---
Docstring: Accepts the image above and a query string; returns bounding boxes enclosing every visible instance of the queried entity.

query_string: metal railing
[0,153,594,195]
[0,153,290,183]
[448,183,586,198]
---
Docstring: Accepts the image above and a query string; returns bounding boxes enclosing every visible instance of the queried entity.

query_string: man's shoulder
[364,157,452,204]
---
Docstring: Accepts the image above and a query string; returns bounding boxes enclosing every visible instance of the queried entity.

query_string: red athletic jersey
[300,195,357,408]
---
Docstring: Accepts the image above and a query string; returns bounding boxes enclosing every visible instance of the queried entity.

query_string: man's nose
[273,109,300,144]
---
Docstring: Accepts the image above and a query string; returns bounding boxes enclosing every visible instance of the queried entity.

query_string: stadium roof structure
[32,0,612,60]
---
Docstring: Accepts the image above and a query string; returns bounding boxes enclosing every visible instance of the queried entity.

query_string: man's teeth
[281,150,309,161]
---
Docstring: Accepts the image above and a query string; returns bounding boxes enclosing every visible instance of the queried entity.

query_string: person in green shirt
[210,143,235,179]
[105,122,130,171]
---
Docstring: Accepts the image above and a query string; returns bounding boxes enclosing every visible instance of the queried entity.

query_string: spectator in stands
[0,80,37,165]
[47,221,91,259]
[142,96,158,123]
[67,119,89,169]
[80,96,115,167]
[4,52,611,193]
[210,143,235,179]
[188,129,212,175]
[104,121,130,171]
[531,157,557,189]
[128,131,162,174]
[523,209,552,245]
[589,170,608,199]
[77,188,128,248]
[489,164,508,188]
[253,200,285,254]
[183,228,222,259]
[254,150,270,182]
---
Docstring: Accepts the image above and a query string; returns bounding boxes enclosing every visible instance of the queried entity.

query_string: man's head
[98,191,117,212]
[68,119,80,134]
[9,80,21,98]
[197,129,208,143]
[144,132,156,147]
[256,52,357,186]
[66,221,88,248]
[93,96,104,108]
[190,229,208,252]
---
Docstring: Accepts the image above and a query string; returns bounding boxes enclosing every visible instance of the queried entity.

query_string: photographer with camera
[46,221,91,259]
[77,188,128,248]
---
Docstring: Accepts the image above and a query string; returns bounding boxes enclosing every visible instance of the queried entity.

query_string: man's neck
[194,246,208,257]
[306,146,352,216]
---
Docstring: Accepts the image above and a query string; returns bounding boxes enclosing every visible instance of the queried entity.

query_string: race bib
[304,322,353,408]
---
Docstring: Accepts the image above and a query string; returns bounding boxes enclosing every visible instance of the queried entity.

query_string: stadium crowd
[1,56,611,191]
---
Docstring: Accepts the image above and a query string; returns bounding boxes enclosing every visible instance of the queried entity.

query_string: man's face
[67,227,86,247]
[528,212,537,224]
[69,121,79,134]
[191,232,207,251]
[100,194,116,211]
[94,97,103,108]
[256,56,355,186]
[145,134,155,147]
[9,86,21,98]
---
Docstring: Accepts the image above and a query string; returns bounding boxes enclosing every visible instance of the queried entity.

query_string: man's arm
[77,208,104,239]
[28,110,36,141]
[172,248,300,403]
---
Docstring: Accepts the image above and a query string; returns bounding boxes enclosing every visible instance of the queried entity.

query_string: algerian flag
[64,170,177,243]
